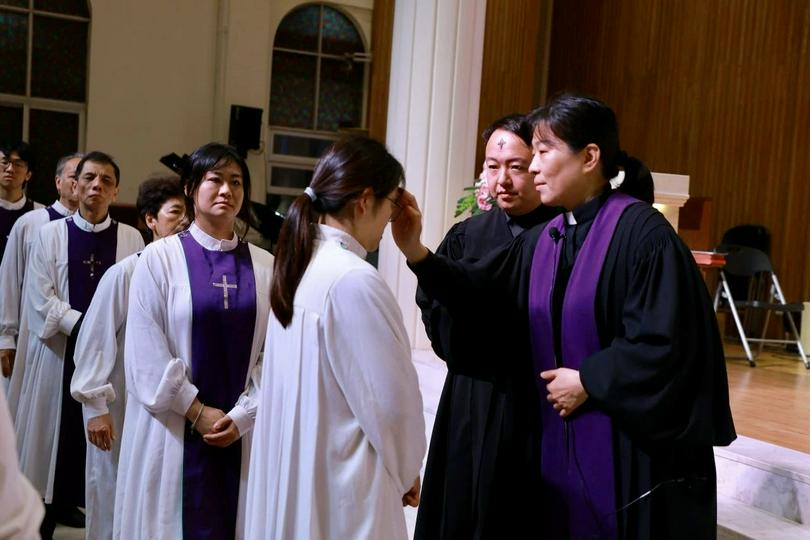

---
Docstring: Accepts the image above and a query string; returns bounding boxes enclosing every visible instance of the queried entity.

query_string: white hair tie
[304,186,317,201]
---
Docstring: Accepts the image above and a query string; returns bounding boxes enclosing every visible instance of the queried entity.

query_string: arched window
[0,0,90,204]
[266,3,368,215]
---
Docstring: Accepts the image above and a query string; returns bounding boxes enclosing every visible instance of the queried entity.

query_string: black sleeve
[415,222,466,361]
[580,228,736,446]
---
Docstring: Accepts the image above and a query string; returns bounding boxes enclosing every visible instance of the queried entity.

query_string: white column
[378,0,487,349]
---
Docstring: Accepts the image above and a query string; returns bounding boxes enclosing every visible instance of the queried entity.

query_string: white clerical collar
[51,200,75,217]
[0,195,27,210]
[189,221,239,252]
[565,212,577,225]
[317,224,367,259]
[73,211,112,232]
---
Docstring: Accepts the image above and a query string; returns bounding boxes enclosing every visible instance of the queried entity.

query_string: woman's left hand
[540,368,588,417]
[202,415,240,447]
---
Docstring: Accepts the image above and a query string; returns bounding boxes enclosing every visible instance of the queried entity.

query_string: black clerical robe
[415,204,558,540]
[411,190,736,539]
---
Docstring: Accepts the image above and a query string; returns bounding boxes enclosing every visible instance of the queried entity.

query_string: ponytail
[270,193,319,328]
[616,152,655,205]
[269,135,405,328]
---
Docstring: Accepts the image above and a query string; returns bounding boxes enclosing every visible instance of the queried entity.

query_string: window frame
[267,3,370,199]
[0,1,89,146]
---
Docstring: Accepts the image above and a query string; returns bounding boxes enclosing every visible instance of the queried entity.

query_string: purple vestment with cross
[179,231,256,539]
[528,192,638,540]
[54,216,119,506]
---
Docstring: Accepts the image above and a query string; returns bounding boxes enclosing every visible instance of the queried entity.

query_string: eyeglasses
[0,158,27,170]
[386,188,404,222]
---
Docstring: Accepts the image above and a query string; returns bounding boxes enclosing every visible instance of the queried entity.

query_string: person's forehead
[81,161,114,173]
[160,196,185,208]
[486,131,530,155]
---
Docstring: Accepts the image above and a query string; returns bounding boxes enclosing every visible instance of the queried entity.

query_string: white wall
[86,1,219,204]
[85,0,373,205]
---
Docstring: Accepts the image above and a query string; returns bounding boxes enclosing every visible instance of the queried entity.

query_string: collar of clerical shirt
[317,223,367,259]
[0,195,28,210]
[73,210,112,232]
[50,199,75,217]
[189,221,239,252]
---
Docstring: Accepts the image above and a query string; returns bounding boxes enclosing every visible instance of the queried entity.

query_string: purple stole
[0,198,34,263]
[46,205,64,221]
[54,217,119,506]
[528,192,637,540]
[179,231,256,540]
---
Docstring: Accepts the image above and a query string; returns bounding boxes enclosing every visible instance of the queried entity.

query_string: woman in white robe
[245,135,426,540]
[115,144,273,539]
[70,175,186,540]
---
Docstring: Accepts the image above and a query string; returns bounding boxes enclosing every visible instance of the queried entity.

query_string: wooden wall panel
[368,0,396,141]
[475,0,553,168]
[547,0,810,302]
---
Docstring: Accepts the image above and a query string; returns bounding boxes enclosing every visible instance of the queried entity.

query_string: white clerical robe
[14,212,143,502]
[70,252,138,540]
[114,223,272,540]
[0,201,73,404]
[0,384,43,539]
[244,225,426,540]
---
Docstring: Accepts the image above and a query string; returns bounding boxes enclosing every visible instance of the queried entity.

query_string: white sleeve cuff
[0,335,15,350]
[170,380,198,417]
[227,405,252,437]
[83,398,109,419]
[58,309,82,336]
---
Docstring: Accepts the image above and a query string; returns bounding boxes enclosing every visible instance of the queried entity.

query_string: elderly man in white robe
[14,151,144,538]
[0,153,81,404]
[70,175,186,540]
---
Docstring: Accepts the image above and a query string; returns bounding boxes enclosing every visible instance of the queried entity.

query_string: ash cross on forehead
[497,138,506,150]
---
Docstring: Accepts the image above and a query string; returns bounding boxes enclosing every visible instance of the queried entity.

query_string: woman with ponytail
[115,143,274,539]
[392,94,735,539]
[245,135,425,540]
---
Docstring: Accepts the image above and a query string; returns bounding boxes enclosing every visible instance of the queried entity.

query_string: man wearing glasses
[0,142,40,264]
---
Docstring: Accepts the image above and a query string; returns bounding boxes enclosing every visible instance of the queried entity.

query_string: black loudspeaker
[228,105,263,156]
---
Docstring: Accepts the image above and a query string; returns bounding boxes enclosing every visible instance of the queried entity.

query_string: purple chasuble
[179,231,256,540]
[0,198,34,263]
[528,193,638,540]
[46,205,64,221]
[54,217,119,506]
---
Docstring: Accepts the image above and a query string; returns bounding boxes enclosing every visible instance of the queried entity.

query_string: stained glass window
[0,11,28,95]
[321,8,363,56]
[28,108,79,202]
[32,15,88,101]
[274,4,319,52]
[0,2,88,200]
[34,0,89,17]
[269,4,366,132]
[0,104,24,145]
[269,51,317,129]
[317,58,363,131]
[268,3,368,218]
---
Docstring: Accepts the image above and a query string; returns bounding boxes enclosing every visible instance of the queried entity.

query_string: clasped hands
[185,399,240,448]
[540,367,588,418]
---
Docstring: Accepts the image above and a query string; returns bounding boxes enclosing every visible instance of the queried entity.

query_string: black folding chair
[713,245,808,368]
